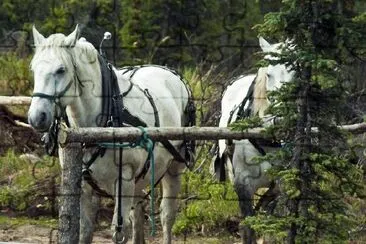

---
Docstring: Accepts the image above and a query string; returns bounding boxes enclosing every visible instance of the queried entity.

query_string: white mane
[253,67,270,117]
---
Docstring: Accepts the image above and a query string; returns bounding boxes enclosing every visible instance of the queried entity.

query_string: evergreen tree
[244,0,366,242]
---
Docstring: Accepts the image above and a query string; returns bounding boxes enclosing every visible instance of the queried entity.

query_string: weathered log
[338,122,366,134]
[0,96,32,105]
[58,142,82,244]
[58,126,268,144]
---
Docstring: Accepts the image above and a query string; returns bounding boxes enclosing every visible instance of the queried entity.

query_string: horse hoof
[112,231,127,244]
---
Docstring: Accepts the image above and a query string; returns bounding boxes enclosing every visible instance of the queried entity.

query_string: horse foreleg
[234,182,256,244]
[80,182,101,244]
[130,199,145,244]
[160,164,182,244]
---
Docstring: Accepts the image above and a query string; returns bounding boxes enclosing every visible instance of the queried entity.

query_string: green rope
[138,127,156,236]
[97,142,134,148]
[98,126,156,236]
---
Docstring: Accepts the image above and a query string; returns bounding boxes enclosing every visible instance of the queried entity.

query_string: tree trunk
[287,70,312,243]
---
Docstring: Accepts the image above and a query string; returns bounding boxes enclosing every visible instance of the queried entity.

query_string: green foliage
[244,214,292,242]
[181,66,219,125]
[0,0,271,69]
[0,215,57,228]
[173,146,239,236]
[0,52,32,96]
[0,150,60,212]
[117,0,265,66]
[173,168,239,235]
[230,116,263,131]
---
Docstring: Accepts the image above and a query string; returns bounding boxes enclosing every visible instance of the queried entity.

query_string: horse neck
[66,50,102,127]
[252,67,270,118]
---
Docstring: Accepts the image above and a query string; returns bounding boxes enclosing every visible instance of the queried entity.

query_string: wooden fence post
[58,142,82,244]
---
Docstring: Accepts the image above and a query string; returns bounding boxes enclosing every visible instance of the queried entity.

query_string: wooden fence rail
[58,126,267,144]
[58,123,366,145]
[0,96,32,105]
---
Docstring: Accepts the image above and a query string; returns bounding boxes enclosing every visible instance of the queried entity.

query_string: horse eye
[56,67,66,75]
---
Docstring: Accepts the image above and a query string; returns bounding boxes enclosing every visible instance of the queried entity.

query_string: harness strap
[249,139,266,156]
[116,142,124,233]
[82,169,113,198]
[120,108,148,127]
[231,77,256,123]
[97,55,113,127]
[216,74,263,180]
[86,62,191,189]
[160,141,186,163]
[122,81,133,97]
[143,89,160,127]
[119,64,195,165]
[103,62,126,236]
[229,73,281,158]
[83,146,106,169]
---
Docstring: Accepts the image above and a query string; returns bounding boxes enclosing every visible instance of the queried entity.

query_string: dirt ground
[0,224,239,244]
[0,224,118,243]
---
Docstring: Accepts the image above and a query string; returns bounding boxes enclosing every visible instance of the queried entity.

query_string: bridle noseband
[32,78,74,116]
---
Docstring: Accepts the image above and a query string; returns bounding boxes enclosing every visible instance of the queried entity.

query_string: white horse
[28,25,194,244]
[214,37,294,243]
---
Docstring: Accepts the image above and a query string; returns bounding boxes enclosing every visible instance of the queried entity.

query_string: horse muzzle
[28,99,54,132]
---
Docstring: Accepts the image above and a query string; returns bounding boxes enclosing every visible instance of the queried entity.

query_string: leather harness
[214,74,281,181]
[37,53,195,198]
[81,57,195,197]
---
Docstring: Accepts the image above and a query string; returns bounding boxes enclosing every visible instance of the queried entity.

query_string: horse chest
[83,147,171,194]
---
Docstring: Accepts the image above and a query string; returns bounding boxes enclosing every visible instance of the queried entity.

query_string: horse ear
[32,25,45,47]
[259,37,272,52]
[64,24,80,47]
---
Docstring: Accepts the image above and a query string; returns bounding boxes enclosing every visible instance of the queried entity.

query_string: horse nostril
[40,112,47,122]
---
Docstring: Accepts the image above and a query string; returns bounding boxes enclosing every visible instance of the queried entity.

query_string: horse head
[259,37,295,92]
[28,25,99,131]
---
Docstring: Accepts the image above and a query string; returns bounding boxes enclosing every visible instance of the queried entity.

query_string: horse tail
[211,143,228,182]
[183,94,196,165]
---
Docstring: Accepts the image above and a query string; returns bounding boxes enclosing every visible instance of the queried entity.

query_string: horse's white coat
[28,26,191,244]
[217,37,294,243]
